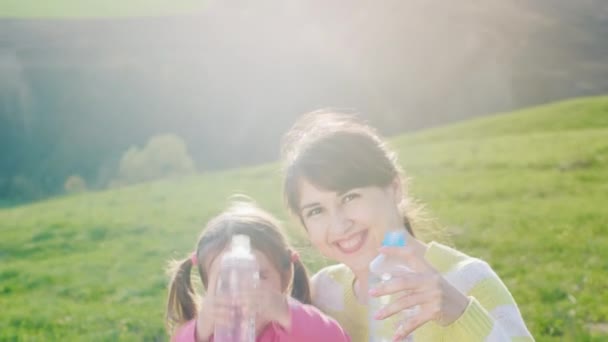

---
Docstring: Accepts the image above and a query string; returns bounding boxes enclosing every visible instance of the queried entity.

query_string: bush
[64,175,87,194]
[113,134,196,186]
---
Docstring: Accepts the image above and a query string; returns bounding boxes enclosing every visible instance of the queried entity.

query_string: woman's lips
[334,230,369,254]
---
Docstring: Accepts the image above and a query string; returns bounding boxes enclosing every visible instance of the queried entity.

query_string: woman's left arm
[370,246,534,341]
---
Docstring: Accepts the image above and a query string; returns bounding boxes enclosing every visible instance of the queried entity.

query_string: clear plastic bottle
[369,231,418,342]
[214,235,260,342]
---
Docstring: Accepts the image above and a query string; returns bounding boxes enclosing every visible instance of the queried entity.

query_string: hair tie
[190,251,198,267]
[290,250,300,263]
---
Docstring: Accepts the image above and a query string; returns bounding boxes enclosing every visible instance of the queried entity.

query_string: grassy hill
[1,96,607,341]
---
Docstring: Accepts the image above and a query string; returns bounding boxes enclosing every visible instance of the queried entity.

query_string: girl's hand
[259,288,291,329]
[196,294,234,342]
[369,246,469,341]
[243,288,291,329]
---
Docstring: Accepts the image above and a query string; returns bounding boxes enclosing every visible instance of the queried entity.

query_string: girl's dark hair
[165,201,311,333]
[281,110,416,235]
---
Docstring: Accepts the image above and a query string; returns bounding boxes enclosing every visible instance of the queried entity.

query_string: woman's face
[297,177,404,273]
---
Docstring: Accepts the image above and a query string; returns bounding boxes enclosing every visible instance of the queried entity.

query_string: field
[1,96,607,341]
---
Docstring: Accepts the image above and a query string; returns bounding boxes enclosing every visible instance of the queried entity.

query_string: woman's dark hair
[281,111,415,235]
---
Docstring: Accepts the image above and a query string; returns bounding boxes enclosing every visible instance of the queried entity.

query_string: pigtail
[290,257,312,304]
[165,257,197,333]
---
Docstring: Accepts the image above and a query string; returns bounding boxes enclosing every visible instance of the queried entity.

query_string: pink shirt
[172,301,350,342]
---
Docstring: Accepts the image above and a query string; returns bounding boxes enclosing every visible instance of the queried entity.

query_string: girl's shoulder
[171,319,197,342]
[285,300,351,341]
[288,299,331,317]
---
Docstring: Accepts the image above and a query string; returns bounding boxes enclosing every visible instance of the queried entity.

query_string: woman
[281,111,534,341]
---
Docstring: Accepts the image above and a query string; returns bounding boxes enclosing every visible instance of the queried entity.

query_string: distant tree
[112,133,196,186]
[64,175,87,194]
[7,175,41,201]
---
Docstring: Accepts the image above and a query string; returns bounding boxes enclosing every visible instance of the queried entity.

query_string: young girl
[281,111,534,341]
[165,201,350,342]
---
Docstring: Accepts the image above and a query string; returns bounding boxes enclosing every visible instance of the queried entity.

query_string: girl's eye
[306,207,322,218]
[343,192,359,203]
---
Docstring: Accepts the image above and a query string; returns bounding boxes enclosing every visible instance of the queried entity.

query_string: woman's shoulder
[310,264,351,312]
[311,263,352,287]
[426,242,501,294]
[426,242,490,271]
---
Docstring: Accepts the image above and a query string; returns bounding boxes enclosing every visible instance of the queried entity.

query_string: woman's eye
[306,207,322,218]
[343,193,359,203]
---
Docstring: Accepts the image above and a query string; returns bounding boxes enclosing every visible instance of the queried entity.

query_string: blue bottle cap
[382,230,406,247]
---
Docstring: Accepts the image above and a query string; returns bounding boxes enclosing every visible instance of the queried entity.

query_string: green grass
[1,96,607,341]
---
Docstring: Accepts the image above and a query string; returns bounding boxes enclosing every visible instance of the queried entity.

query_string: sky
[1,1,607,200]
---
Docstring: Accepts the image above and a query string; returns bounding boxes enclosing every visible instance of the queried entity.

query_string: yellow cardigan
[310,242,534,341]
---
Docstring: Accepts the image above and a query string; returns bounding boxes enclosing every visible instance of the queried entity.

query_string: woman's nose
[329,206,353,236]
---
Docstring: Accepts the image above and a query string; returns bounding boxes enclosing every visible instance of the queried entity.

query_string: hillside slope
[1,96,607,341]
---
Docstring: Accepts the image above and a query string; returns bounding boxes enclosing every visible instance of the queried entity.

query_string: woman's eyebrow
[337,190,350,196]
[299,202,320,211]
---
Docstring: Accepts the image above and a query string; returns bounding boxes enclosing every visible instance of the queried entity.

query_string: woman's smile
[333,229,369,254]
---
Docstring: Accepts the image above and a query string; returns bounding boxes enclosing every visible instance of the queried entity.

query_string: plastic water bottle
[369,231,418,342]
[214,235,260,342]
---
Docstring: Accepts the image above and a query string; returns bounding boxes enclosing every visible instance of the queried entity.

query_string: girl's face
[206,248,284,296]
[205,247,285,331]
[297,177,404,274]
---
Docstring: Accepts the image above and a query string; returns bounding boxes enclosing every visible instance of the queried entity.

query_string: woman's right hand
[196,294,234,342]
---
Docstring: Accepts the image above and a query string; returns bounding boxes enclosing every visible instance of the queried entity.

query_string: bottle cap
[381,230,406,247]
[232,234,251,251]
